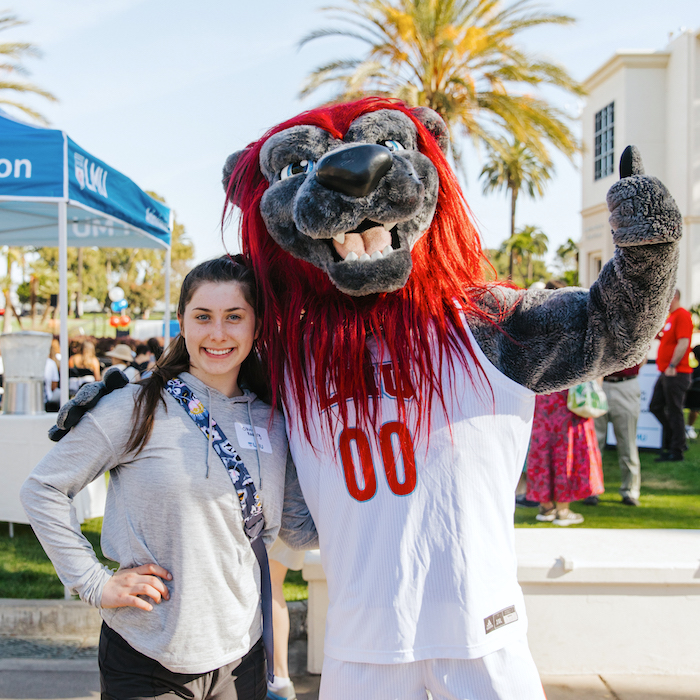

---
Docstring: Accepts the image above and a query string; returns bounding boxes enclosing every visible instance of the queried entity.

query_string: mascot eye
[384,140,404,152]
[280,159,315,181]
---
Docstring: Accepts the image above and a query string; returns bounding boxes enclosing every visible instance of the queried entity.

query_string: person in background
[69,340,101,381]
[649,289,693,462]
[104,343,140,382]
[147,337,163,365]
[525,389,604,526]
[44,337,60,411]
[266,540,306,700]
[594,361,645,507]
[683,345,700,441]
[132,344,151,375]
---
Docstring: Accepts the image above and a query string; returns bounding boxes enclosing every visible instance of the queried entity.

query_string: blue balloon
[111,299,128,312]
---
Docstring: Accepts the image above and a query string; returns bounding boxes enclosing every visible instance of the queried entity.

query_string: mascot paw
[606,145,682,247]
[49,367,130,442]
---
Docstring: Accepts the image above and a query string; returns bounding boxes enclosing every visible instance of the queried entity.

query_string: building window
[594,102,614,180]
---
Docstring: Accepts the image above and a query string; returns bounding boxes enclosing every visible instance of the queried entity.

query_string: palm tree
[556,237,579,285]
[480,137,552,276]
[300,0,584,164]
[511,224,547,281]
[0,12,57,123]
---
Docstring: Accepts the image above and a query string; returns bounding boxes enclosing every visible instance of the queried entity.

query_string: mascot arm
[49,367,130,441]
[279,452,319,551]
[475,147,682,394]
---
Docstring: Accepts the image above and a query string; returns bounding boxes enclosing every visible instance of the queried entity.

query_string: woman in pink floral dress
[526,389,604,525]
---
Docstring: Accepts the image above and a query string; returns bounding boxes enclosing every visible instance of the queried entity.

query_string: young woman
[22,256,288,700]
[69,339,102,381]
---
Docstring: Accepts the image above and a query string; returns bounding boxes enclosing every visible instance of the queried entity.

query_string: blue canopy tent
[0,110,172,404]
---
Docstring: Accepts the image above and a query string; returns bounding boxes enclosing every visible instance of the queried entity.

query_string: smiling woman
[181,281,260,400]
[19,255,311,700]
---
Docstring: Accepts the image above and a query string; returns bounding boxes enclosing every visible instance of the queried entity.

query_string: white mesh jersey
[285,322,535,664]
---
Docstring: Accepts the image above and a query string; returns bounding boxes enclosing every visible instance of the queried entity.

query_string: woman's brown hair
[125,254,269,455]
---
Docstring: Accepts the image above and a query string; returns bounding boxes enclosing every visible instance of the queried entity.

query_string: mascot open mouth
[330,220,398,262]
[225,107,449,296]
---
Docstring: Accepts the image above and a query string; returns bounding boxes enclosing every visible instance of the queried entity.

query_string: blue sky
[5,0,699,267]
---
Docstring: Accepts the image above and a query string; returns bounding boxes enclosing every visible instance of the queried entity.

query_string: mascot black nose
[315,144,393,198]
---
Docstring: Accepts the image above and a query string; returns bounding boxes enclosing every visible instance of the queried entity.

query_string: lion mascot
[222,98,680,699]
[56,98,682,699]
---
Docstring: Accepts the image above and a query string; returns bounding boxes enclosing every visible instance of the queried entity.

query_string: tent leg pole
[164,246,171,349]
[58,201,69,407]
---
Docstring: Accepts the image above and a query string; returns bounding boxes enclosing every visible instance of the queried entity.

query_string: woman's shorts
[98,623,266,700]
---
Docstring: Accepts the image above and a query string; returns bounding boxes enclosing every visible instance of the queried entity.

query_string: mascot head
[224,98,455,296]
[223,98,497,433]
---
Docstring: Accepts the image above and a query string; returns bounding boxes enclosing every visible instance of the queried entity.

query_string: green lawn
[515,434,700,528]
[3,436,699,599]
[0,518,307,601]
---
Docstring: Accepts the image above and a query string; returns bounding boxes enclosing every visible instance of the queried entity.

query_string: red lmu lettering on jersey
[320,361,415,411]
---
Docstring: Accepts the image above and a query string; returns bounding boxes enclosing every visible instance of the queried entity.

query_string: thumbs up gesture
[606,145,682,247]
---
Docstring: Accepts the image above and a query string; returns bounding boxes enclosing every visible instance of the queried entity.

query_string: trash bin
[0,331,53,414]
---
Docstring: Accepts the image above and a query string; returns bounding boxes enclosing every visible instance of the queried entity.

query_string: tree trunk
[75,248,83,318]
[30,275,37,328]
[3,289,23,331]
[40,300,52,328]
[527,254,533,283]
[508,187,518,279]
[2,290,11,334]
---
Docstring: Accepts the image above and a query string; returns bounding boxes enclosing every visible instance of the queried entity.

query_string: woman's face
[179,281,259,395]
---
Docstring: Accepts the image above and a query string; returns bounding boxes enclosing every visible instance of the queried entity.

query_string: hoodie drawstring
[247,401,263,490]
[206,386,213,478]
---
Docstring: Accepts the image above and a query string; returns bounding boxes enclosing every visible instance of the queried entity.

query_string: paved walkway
[0,638,697,699]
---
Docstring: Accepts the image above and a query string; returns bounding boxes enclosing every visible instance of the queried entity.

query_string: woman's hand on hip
[100,564,172,611]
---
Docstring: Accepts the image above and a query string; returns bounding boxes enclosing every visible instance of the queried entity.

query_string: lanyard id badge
[165,378,274,682]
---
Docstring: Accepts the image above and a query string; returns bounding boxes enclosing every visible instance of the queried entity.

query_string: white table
[0,414,107,530]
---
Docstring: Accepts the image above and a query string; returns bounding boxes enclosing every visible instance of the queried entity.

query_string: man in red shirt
[649,289,694,461]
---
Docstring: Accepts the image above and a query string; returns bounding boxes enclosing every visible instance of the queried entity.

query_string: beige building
[579,28,700,304]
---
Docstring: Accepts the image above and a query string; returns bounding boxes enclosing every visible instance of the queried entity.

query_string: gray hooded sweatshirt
[20,371,288,674]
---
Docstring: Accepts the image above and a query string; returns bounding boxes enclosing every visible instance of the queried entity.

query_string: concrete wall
[303,529,700,675]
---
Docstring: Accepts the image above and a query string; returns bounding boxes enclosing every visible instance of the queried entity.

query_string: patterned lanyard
[165,377,274,681]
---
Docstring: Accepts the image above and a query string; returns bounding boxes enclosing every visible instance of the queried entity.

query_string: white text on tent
[0,158,31,178]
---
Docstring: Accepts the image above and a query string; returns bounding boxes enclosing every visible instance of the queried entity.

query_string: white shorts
[319,636,545,700]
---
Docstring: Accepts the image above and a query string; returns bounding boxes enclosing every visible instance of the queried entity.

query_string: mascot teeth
[333,224,394,261]
[345,251,359,261]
